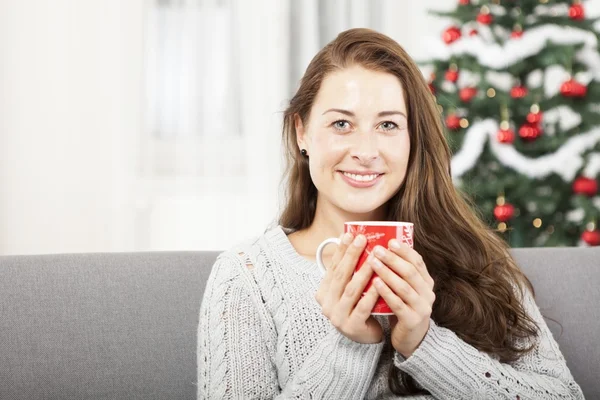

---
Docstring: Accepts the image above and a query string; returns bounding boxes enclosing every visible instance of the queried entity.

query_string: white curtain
[141,0,416,251]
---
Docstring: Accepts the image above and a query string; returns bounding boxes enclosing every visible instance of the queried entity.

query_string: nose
[350,131,379,165]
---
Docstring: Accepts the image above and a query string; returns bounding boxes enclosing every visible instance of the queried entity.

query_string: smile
[339,171,383,188]
[342,172,380,182]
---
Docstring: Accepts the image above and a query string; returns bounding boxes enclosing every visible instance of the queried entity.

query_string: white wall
[0,0,144,255]
[380,0,454,62]
[0,0,453,255]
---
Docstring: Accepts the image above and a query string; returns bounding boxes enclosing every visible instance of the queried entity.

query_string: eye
[379,121,399,131]
[332,120,351,131]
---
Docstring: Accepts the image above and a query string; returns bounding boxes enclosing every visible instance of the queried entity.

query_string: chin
[336,199,387,217]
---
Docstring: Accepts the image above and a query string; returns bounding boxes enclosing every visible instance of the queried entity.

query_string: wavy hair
[278,28,539,395]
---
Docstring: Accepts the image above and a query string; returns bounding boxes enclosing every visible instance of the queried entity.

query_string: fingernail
[342,232,353,245]
[389,239,401,250]
[353,235,366,247]
[366,254,377,268]
[371,256,383,270]
[374,246,385,257]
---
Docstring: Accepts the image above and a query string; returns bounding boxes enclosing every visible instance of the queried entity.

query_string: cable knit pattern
[394,287,585,399]
[197,226,583,399]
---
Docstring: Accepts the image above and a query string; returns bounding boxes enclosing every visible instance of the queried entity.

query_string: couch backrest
[0,248,598,399]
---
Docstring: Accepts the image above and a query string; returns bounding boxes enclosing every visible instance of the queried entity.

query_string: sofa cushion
[0,251,218,400]
[510,247,599,399]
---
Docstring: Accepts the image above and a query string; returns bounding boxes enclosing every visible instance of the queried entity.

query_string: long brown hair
[279,28,539,395]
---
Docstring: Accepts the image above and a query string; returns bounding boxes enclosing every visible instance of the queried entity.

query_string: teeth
[342,172,379,182]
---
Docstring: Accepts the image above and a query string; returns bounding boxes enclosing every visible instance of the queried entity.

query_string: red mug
[316,221,414,315]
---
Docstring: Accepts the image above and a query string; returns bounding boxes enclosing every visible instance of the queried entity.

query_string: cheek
[385,135,411,171]
[310,133,347,166]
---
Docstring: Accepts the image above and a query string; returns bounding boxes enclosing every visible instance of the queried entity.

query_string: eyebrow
[322,108,407,119]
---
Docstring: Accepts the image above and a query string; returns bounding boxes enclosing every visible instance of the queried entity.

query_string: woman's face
[296,65,411,218]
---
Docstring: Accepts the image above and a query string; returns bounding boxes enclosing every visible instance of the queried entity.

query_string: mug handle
[315,237,341,275]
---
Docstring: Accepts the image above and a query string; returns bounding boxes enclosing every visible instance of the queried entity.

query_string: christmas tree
[425,0,600,247]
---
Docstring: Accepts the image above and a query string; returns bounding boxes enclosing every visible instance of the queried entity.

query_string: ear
[295,114,307,151]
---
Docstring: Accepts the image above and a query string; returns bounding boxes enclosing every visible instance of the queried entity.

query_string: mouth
[338,170,384,188]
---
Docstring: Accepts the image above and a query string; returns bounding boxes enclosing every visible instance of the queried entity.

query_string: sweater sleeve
[197,253,384,400]
[392,285,584,399]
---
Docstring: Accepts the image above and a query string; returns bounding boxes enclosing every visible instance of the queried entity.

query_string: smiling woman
[197,28,584,399]
[294,65,411,219]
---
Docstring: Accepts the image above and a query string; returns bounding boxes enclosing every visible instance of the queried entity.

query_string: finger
[329,232,354,271]
[373,277,410,317]
[327,234,367,302]
[336,258,374,316]
[374,245,431,299]
[370,256,423,311]
[316,233,352,306]
[349,283,379,323]
[388,240,435,288]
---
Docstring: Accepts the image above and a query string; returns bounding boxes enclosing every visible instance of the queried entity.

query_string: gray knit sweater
[197,226,584,399]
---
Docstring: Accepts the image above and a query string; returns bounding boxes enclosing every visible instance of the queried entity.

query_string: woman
[197,28,583,399]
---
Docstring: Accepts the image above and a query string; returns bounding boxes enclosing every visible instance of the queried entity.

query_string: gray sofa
[0,248,598,399]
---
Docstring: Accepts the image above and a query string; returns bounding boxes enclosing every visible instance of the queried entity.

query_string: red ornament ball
[446,114,461,130]
[569,3,585,21]
[526,111,543,124]
[512,23,524,39]
[497,128,515,144]
[477,11,493,25]
[443,26,462,44]
[510,85,528,98]
[582,229,600,246]
[518,123,542,141]
[459,87,478,102]
[494,203,515,222]
[459,0,470,4]
[445,69,459,83]
[560,79,587,97]
[572,176,598,196]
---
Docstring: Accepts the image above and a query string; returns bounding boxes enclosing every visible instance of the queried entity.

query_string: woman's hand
[369,239,436,358]
[315,233,383,345]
